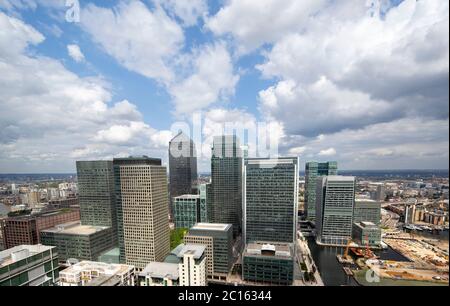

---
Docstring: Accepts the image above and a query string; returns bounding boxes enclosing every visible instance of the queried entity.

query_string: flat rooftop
[244,242,293,259]
[190,223,232,232]
[40,221,110,235]
[327,175,355,181]
[174,194,200,200]
[140,262,179,280]
[60,260,133,277]
[0,244,55,268]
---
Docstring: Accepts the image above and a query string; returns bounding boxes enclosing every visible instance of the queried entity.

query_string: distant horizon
[0,168,449,175]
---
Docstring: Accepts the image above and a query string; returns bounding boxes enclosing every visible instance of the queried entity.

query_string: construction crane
[344,238,352,259]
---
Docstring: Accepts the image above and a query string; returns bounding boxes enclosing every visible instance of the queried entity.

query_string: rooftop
[190,223,232,232]
[40,221,110,236]
[244,242,293,258]
[327,175,356,181]
[60,261,134,277]
[174,194,200,200]
[140,262,179,280]
[0,244,55,268]
[171,244,205,259]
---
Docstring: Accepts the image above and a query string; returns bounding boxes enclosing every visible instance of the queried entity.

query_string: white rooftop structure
[191,223,231,232]
[41,221,109,235]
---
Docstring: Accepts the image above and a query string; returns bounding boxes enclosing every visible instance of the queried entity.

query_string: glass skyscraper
[168,132,198,217]
[243,157,299,244]
[304,161,337,221]
[210,135,242,236]
[315,176,355,246]
[76,161,117,233]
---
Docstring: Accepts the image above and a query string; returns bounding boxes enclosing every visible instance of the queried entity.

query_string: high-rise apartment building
[304,161,337,221]
[168,132,198,217]
[243,157,298,244]
[210,135,242,236]
[114,156,170,270]
[316,176,355,246]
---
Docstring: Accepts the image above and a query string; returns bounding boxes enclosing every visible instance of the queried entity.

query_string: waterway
[306,230,448,286]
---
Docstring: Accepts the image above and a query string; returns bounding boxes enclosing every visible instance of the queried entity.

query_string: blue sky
[0,0,448,172]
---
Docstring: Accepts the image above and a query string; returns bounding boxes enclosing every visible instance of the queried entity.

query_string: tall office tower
[304,161,337,221]
[76,161,117,231]
[243,157,299,244]
[168,132,198,217]
[210,135,243,236]
[113,157,170,270]
[316,176,355,246]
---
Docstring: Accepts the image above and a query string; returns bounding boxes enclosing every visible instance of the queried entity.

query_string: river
[306,231,448,286]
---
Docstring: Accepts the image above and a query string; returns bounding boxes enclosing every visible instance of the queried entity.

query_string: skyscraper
[243,157,299,244]
[168,132,198,217]
[210,135,242,236]
[114,156,170,270]
[304,161,337,221]
[315,176,355,246]
[76,161,117,233]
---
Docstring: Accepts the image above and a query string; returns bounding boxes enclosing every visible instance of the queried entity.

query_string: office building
[76,161,117,231]
[173,195,207,229]
[139,262,179,286]
[97,247,120,264]
[0,245,59,286]
[198,184,209,223]
[304,161,337,221]
[352,221,381,247]
[210,135,243,236]
[1,208,80,249]
[59,261,135,286]
[40,221,114,262]
[316,176,355,246]
[243,157,298,244]
[184,223,233,280]
[114,156,170,270]
[242,242,294,285]
[168,132,198,217]
[353,199,381,225]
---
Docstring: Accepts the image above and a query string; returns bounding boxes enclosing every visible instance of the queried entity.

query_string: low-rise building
[352,221,381,247]
[40,221,115,263]
[0,244,59,286]
[59,261,135,286]
[242,242,294,286]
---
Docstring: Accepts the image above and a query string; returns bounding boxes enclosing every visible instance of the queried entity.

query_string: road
[296,231,324,286]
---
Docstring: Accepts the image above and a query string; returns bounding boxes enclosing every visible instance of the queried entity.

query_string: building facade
[0,245,59,286]
[210,135,243,236]
[168,132,198,217]
[114,157,170,270]
[304,161,337,221]
[173,195,206,229]
[353,199,381,225]
[76,161,117,233]
[1,208,80,249]
[40,221,114,262]
[316,176,355,246]
[176,244,207,286]
[139,262,179,286]
[185,223,233,280]
[242,242,294,285]
[243,157,298,244]
[352,221,382,247]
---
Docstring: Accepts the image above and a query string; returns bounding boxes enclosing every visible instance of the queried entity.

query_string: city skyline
[0,0,448,173]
